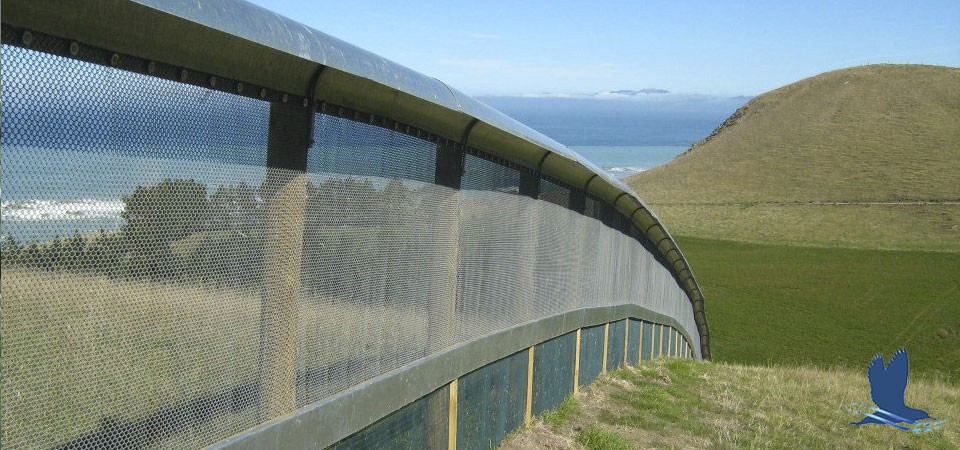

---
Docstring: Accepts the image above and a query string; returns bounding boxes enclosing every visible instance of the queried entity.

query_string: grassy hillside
[676,237,960,383]
[626,64,960,251]
[502,359,960,450]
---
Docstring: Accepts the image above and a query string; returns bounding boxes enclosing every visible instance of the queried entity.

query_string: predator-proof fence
[0,1,710,449]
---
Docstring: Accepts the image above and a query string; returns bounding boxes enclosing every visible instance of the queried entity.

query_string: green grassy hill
[502,359,960,450]
[618,64,960,383]
[627,64,960,251]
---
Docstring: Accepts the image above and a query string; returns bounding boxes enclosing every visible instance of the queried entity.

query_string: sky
[246,1,960,97]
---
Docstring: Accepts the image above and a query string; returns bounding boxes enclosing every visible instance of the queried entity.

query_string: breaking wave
[1,199,125,221]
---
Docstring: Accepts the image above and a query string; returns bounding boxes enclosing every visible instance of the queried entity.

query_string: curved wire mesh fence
[1,15,700,450]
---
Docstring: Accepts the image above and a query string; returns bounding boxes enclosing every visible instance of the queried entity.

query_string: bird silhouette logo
[848,348,945,432]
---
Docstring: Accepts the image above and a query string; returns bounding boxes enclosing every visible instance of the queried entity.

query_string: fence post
[601,323,609,373]
[676,330,681,358]
[432,142,463,349]
[432,142,463,449]
[569,188,586,214]
[638,321,644,362]
[623,319,629,365]
[448,378,459,450]
[519,170,540,199]
[256,98,312,420]
[658,324,665,358]
[519,169,541,323]
[524,346,535,425]
[573,328,582,394]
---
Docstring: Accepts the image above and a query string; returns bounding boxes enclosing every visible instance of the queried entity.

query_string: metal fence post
[431,142,464,449]
[257,98,312,421]
[432,142,464,350]
[518,169,541,199]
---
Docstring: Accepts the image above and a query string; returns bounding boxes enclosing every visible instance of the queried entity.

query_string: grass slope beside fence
[502,359,960,450]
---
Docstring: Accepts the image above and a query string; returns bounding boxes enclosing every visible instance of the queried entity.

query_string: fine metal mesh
[1,43,271,450]
[1,38,700,449]
[456,350,527,450]
[584,195,602,221]
[295,112,451,407]
[532,332,576,416]
[462,153,520,193]
[538,178,570,208]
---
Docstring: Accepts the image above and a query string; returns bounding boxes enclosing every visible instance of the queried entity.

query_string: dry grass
[502,359,960,450]
[0,267,427,449]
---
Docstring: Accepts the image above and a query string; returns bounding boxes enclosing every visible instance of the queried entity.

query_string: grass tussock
[575,425,631,450]
[501,359,960,450]
[542,396,581,427]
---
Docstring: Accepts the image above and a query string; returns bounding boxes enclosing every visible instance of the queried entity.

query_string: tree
[120,178,208,278]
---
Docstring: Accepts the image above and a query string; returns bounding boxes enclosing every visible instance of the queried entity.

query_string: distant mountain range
[512,88,673,99]
[607,88,671,95]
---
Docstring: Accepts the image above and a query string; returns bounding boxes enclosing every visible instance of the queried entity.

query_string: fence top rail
[3,0,709,358]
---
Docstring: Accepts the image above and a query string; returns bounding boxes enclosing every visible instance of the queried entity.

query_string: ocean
[570,145,687,178]
[1,99,743,243]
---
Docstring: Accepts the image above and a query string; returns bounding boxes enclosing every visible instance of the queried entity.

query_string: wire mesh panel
[457,156,535,339]
[531,332,576,416]
[533,200,581,318]
[457,191,537,337]
[627,319,641,366]
[296,111,458,408]
[461,153,520,193]
[1,43,274,450]
[329,385,448,450]
[606,320,626,372]
[538,177,570,208]
[457,350,527,450]
[1,17,703,450]
[578,325,605,387]
[583,196,602,221]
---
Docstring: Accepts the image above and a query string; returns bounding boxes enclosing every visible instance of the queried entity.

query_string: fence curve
[1,1,710,448]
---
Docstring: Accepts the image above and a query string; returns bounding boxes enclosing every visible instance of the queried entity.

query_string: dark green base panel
[457,350,527,450]
[328,386,448,450]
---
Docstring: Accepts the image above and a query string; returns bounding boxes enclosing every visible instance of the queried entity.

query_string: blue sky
[247,1,960,97]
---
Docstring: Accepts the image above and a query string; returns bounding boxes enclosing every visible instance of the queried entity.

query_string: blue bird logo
[848,348,945,432]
